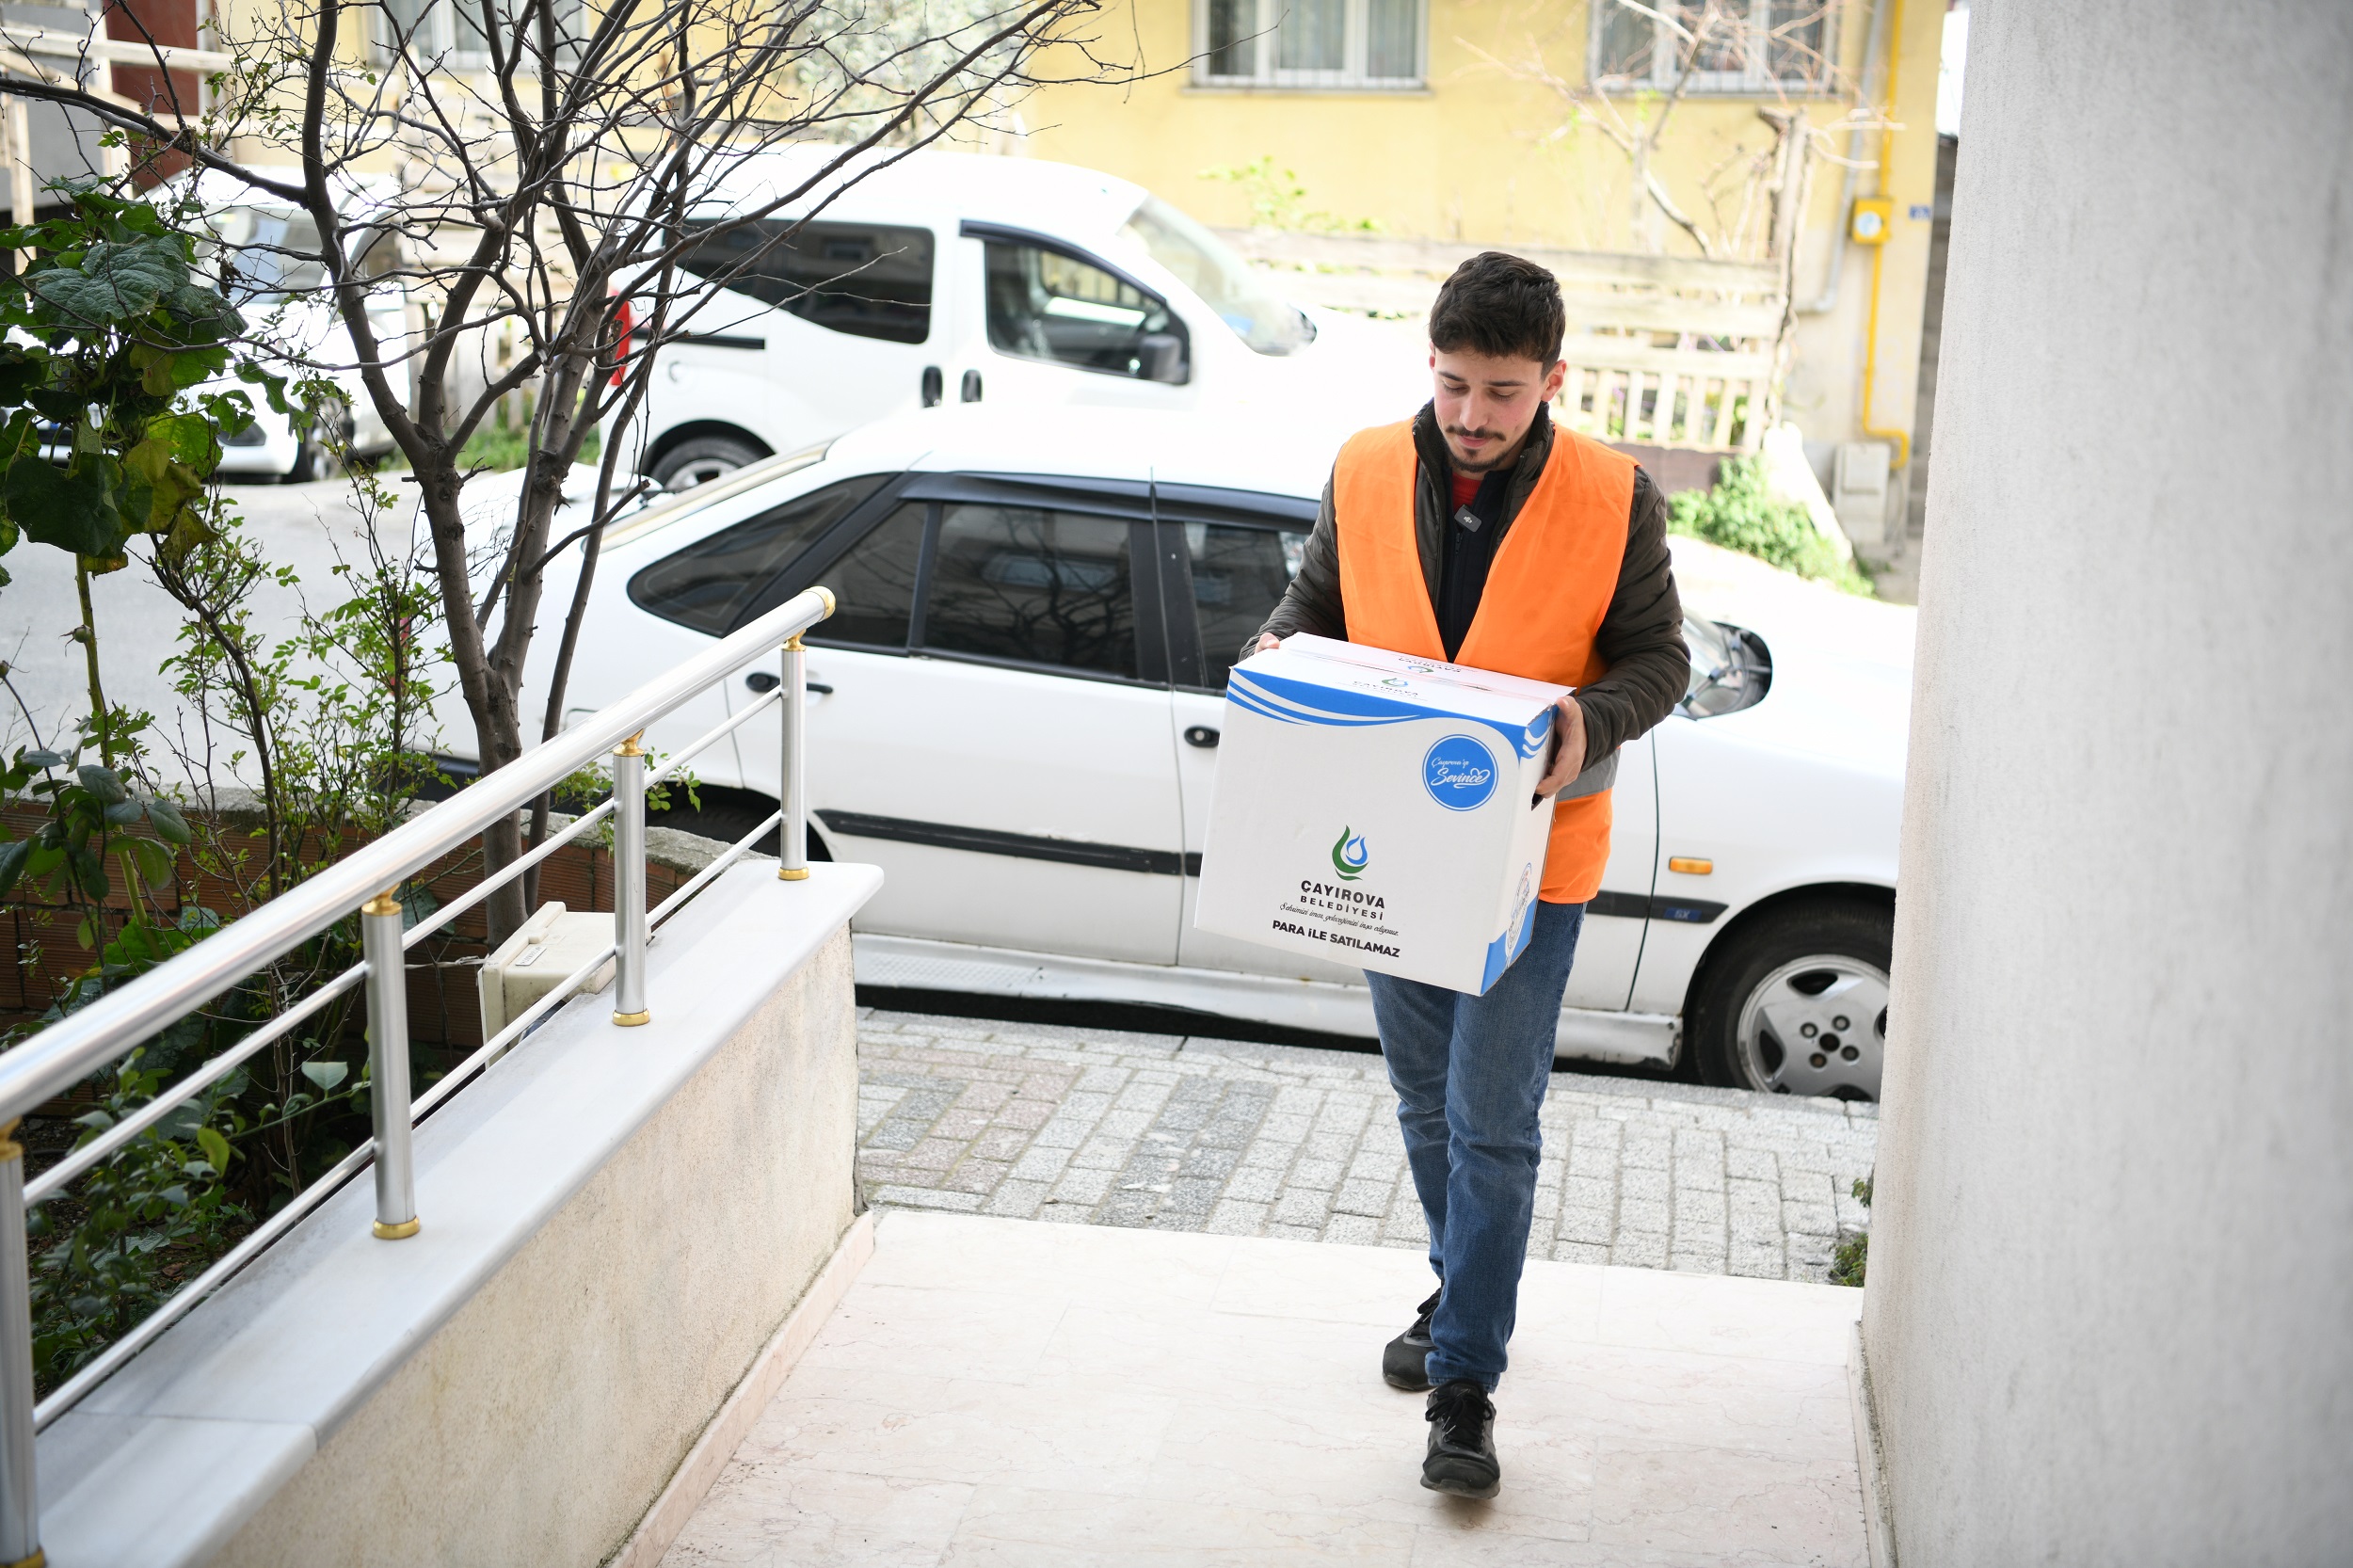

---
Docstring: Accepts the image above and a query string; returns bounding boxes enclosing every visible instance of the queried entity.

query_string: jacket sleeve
[1242,472,1347,664]
[1575,467,1690,770]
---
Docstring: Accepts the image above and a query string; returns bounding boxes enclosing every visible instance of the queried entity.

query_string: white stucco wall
[1863,4,2353,1563]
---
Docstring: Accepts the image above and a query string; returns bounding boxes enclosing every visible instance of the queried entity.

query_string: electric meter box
[1192,634,1570,995]
[478,903,615,1038]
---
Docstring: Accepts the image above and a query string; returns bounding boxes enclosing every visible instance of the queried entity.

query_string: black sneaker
[1383,1288,1441,1390]
[1422,1379,1500,1499]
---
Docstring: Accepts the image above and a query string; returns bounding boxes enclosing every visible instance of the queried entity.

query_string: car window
[1184,520,1306,689]
[628,476,885,635]
[679,219,934,344]
[803,502,927,649]
[202,205,328,304]
[922,504,1138,678]
[982,241,1186,380]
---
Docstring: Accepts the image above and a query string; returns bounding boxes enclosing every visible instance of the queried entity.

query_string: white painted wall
[1863,3,2353,1563]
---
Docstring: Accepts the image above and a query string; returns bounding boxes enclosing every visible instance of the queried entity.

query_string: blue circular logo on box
[1422,735,1498,812]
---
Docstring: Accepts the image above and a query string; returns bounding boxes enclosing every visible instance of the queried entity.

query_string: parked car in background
[445,408,1905,1100]
[613,147,1423,491]
[180,169,409,481]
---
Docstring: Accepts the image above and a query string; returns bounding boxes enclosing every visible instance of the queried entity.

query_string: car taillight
[610,296,634,388]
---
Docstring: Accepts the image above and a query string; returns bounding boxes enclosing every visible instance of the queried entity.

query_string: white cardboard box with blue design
[1193,633,1569,994]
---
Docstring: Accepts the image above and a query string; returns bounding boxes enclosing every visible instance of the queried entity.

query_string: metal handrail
[0,583,837,1561]
[0,586,831,1124]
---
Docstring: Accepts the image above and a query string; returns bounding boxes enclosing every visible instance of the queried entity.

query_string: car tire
[649,434,766,492]
[282,434,323,484]
[1688,899,1892,1101]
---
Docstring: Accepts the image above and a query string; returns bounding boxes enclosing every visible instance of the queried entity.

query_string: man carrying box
[1249,252,1689,1499]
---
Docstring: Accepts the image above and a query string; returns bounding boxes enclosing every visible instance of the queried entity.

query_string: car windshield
[201,205,328,304]
[1118,196,1315,357]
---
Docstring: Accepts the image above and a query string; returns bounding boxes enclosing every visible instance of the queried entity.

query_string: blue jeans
[1366,900,1585,1392]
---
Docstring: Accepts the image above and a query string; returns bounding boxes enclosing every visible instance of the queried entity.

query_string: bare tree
[5,0,1125,938]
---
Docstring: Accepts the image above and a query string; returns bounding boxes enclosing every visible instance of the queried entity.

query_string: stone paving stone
[1207,1198,1270,1234]
[984,1179,1048,1219]
[1289,1157,1344,1191]
[854,1012,1877,1288]
[1611,1230,1669,1268]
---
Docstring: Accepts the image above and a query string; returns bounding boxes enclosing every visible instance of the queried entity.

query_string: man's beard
[1444,424,1516,472]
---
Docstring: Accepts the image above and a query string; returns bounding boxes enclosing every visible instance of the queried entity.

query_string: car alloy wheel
[649,433,767,492]
[1733,954,1889,1100]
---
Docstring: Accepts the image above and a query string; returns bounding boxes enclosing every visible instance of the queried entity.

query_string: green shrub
[1829,1176,1871,1288]
[1668,456,1876,596]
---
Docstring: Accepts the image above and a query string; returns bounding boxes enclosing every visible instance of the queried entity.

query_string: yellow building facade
[1017,0,1947,534]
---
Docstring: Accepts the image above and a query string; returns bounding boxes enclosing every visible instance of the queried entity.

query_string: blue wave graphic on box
[1228,669,1552,758]
[1477,877,1541,993]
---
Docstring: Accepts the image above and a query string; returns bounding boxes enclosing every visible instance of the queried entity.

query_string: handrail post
[612,734,650,1024]
[778,637,808,882]
[0,1121,40,1565]
[361,895,419,1241]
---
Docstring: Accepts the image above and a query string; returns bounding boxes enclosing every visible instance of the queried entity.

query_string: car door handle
[745,673,834,696]
[1184,725,1220,748]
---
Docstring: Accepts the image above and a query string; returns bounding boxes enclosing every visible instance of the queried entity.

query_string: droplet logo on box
[1330,827,1370,880]
[1422,735,1498,811]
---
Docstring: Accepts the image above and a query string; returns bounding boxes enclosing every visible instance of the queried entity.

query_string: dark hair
[1427,251,1564,366]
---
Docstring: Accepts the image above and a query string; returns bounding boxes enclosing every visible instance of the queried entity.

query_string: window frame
[900,473,1171,689]
[1146,485,1318,693]
[1587,0,1838,97]
[677,217,937,347]
[626,472,895,638]
[1193,0,1428,91]
[371,0,586,72]
[961,220,1193,385]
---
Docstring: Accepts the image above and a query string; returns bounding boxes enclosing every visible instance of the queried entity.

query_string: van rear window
[679,220,933,345]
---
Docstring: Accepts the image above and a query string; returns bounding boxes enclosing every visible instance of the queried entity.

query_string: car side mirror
[1138,333,1188,385]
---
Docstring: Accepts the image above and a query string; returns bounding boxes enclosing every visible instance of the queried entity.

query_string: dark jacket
[1248,404,1689,777]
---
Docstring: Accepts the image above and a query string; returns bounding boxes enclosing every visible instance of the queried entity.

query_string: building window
[374,0,585,71]
[1197,0,1424,90]
[1591,0,1834,95]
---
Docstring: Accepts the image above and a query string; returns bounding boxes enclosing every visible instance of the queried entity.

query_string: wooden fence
[1218,230,1791,453]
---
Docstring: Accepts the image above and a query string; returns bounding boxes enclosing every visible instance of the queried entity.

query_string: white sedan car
[490,408,1906,1099]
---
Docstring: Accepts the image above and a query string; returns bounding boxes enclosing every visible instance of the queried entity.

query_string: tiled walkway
[856,1012,1878,1284]
[659,1211,1872,1566]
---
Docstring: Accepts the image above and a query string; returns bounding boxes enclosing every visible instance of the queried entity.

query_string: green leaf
[21,749,63,769]
[76,764,127,805]
[144,795,191,844]
[27,236,186,326]
[196,1125,231,1173]
[102,797,144,825]
[123,836,173,890]
[8,456,125,559]
[299,1060,348,1093]
[69,843,107,900]
[398,885,440,931]
[0,840,24,898]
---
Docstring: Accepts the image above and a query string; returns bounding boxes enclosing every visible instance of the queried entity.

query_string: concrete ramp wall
[35,863,881,1568]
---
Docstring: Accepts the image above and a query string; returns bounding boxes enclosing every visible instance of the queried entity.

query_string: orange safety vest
[1332,420,1635,904]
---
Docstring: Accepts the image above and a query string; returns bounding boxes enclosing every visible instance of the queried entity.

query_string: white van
[180,169,408,481]
[617,147,1417,490]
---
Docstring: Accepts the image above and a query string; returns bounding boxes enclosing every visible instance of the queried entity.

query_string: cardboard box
[1193,634,1571,995]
